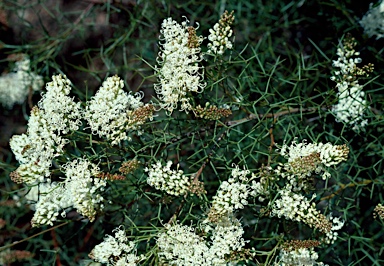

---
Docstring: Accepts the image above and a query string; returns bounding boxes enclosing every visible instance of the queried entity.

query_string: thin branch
[0,221,69,252]
[320,179,373,201]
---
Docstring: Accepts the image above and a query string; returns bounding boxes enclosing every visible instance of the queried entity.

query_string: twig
[226,107,323,127]
[0,221,69,252]
[320,179,373,201]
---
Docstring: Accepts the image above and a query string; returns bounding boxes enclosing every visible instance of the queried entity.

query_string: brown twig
[320,179,373,201]
[0,222,69,252]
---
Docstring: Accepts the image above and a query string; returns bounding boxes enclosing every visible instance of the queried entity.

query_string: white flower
[322,214,344,245]
[271,189,332,234]
[157,216,245,265]
[331,37,372,131]
[276,139,349,191]
[84,75,152,145]
[208,165,250,220]
[62,158,106,222]
[144,161,191,196]
[207,11,235,55]
[10,74,82,185]
[89,226,144,265]
[30,158,107,227]
[275,247,327,266]
[0,56,43,108]
[31,182,72,227]
[154,17,206,114]
[360,0,384,39]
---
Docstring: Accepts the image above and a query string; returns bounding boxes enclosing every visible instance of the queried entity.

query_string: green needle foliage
[0,0,383,265]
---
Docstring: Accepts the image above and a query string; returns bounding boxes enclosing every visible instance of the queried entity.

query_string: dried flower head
[119,159,140,175]
[373,203,384,220]
[193,103,232,120]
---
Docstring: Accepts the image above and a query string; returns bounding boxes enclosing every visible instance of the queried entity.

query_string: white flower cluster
[280,139,349,168]
[9,74,82,184]
[30,182,71,226]
[207,10,235,55]
[84,75,151,145]
[322,215,345,245]
[154,17,206,113]
[275,247,326,266]
[31,159,106,227]
[208,165,250,219]
[276,139,349,191]
[157,216,245,265]
[89,226,144,265]
[0,56,43,108]
[360,0,384,39]
[62,159,106,222]
[331,38,372,131]
[145,161,191,196]
[250,168,273,202]
[271,189,332,234]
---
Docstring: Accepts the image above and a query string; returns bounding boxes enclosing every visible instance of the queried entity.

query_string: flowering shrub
[1,1,383,265]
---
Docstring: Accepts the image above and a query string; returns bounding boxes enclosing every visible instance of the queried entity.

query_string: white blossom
[207,11,235,55]
[271,189,332,234]
[276,139,349,191]
[0,56,43,108]
[144,161,191,196]
[331,37,372,131]
[84,75,151,145]
[157,216,245,265]
[9,74,82,185]
[89,226,144,265]
[154,17,206,113]
[275,247,327,266]
[30,158,107,227]
[360,0,384,39]
[322,214,345,245]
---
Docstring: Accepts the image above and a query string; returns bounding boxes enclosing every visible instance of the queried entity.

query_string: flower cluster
[275,247,326,266]
[249,167,273,202]
[360,0,384,39]
[154,17,206,113]
[89,226,144,265]
[62,159,106,222]
[144,161,191,196]
[331,36,374,131]
[193,103,232,120]
[208,165,250,222]
[207,10,235,55]
[276,139,349,191]
[0,249,34,265]
[9,74,82,185]
[30,159,106,227]
[373,203,384,220]
[84,75,153,145]
[157,216,245,265]
[0,55,43,108]
[271,189,332,234]
[322,215,345,245]
[29,182,71,226]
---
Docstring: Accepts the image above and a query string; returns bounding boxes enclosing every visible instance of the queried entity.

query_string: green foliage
[0,0,383,265]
